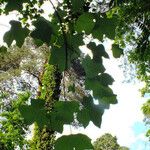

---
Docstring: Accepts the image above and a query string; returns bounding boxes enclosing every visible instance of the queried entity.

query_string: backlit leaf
[87,42,109,62]
[50,101,79,133]
[49,46,66,72]
[30,17,53,46]
[5,0,29,13]
[75,13,95,34]
[55,134,93,150]
[92,15,118,40]
[77,108,90,128]
[70,0,84,12]
[82,55,105,78]
[3,21,29,47]
[19,99,48,128]
[81,96,104,127]
[85,77,117,106]
[112,44,123,58]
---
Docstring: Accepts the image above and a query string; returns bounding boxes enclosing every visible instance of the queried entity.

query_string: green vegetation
[0,93,30,149]
[93,133,129,150]
[0,0,149,149]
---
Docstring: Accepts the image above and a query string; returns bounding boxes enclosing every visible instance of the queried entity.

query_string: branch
[49,0,68,70]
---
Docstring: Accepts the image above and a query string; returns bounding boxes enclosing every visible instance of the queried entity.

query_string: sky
[60,49,150,149]
[0,5,150,150]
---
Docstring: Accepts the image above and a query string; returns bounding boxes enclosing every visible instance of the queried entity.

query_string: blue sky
[131,122,150,150]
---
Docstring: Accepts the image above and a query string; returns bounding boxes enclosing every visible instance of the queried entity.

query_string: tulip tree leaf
[92,15,118,40]
[82,55,105,78]
[77,108,90,128]
[55,134,93,150]
[50,101,79,133]
[19,99,48,128]
[81,96,104,127]
[3,20,29,47]
[49,46,66,72]
[87,42,109,62]
[30,17,53,46]
[75,13,95,34]
[5,0,29,13]
[70,0,84,12]
[85,77,117,106]
[112,44,123,58]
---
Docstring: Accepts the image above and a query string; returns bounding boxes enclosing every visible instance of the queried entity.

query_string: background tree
[0,92,30,150]
[142,100,150,140]
[93,133,129,150]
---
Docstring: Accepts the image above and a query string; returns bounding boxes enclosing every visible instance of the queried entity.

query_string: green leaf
[102,95,117,104]
[67,33,84,59]
[50,101,79,133]
[81,96,104,127]
[92,15,118,40]
[75,13,95,34]
[3,21,29,47]
[82,55,105,78]
[112,44,123,58]
[90,73,114,86]
[70,0,84,12]
[77,108,90,128]
[49,46,66,72]
[55,134,93,150]
[5,0,29,13]
[19,99,48,128]
[85,77,117,106]
[87,42,109,62]
[30,17,53,46]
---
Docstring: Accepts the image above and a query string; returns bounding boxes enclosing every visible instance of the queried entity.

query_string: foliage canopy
[0,0,150,149]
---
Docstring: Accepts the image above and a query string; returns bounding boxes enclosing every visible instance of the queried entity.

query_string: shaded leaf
[82,55,105,78]
[30,17,53,46]
[77,108,90,128]
[50,101,79,133]
[55,134,93,150]
[87,42,109,62]
[5,0,29,13]
[81,96,104,127]
[75,13,95,34]
[3,21,29,47]
[85,77,117,106]
[19,99,48,128]
[94,73,114,86]
[70,0,84,12]
[92,15,118,40]
[112,44,123,58]
[67,33,84,59]
[49,46,66,72]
